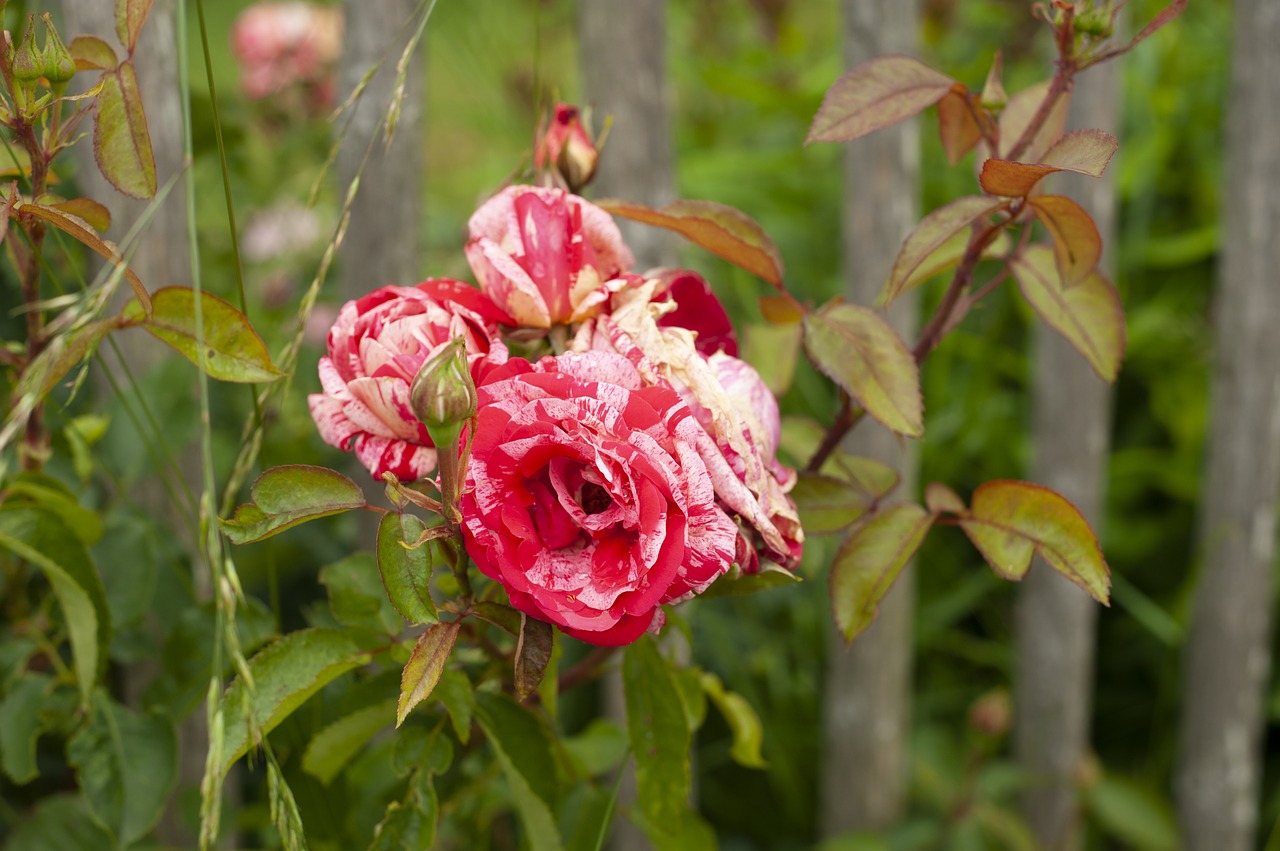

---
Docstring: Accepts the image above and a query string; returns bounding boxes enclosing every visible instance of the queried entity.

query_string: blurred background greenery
[8,0,1241,847]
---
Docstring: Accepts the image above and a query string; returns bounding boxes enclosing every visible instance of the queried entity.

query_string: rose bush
[465,185,635,328]
[308,280,507,480]
[459,351,739,645]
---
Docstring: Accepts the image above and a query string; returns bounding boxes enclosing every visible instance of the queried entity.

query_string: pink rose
[578,282,802,571]
[460,351,738,645]
[465,186,635,329]
[308,280,507,480]
[231,2,342,103]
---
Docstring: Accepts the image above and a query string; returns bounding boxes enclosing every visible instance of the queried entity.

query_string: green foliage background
[0,0,1248,849]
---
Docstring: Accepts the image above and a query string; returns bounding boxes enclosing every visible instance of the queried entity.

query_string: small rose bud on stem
[410,338,477,527]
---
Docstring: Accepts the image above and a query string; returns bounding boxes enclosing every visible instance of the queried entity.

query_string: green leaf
[1012,244,1125,382]
[700,562,801,600]
[474,691,563,851]
[115,0,154,53]
[623,637,712,850]
[70,35,118,71]
[5,473,103,545]
[1086,774,1178,851]
[221,465,366,545]
[369,792,437,851]
[515,615,554,702]
[699,672,766,769]
[958,480,1111,603]
[391,723,453,778]
[803,303,923,437]
[18,202,148,309]
[4,794,115,851]
[791,473,873,534]
[0,508,110,708]
[471,600,521,635]
[218,628,371,777]
[433,668,474,744]
[563,719,628,778]
[881,195,1009,305]
[124,286,282,384]
[397,621,461,727]
[50,198,112,233]
[596,198,785,287]
[1028,195,1102,288]
[1039,128,1120,177]
[11,320,113,411]
[321,552,401,635]
[93,60,156,199]
[66,690,177,846]
[807,55,955,144]
[741,321,802,395]
[890,229,1013,300]
[376,512,438,625]
[301,699,395,786]
[0,673,52,784]
[831,503,933,641]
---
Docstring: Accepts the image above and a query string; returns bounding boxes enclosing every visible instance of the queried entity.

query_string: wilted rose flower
[465,186,634,329]
[231,2,342,106]
[535,103,599,191]
[577,281,802,571]
[460,351,738,645]
[308,280,506,480]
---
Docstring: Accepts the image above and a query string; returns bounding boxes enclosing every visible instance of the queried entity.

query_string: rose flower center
[580,481,612,515]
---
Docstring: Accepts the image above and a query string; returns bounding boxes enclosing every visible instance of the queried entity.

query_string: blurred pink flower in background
[231,2,343,110]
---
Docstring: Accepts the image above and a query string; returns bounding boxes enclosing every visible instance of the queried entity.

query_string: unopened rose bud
[536,103,599,192]
[968,688,1012,737]
[39,14,75,87]
[410,338,477,449]
[1075,7,1114,36]
[12,16,41,84]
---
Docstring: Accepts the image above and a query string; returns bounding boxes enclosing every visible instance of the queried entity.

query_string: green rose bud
[40,14,76,86]
[12,16,42,84]
[409,338,477,451]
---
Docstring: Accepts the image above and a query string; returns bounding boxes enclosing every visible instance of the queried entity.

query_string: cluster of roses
[309,186,803,645]
[230,2,342,111]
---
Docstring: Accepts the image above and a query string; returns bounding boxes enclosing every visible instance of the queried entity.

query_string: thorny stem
[15,117,49,470]
[805,392,862,473]
[804,11,1084,469]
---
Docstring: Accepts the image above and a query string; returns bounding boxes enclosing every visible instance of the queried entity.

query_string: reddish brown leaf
[888,230,1013,301]
[93,61,157,199]
[1029,195,1101,287]
[958,480,1110,603]
[115,0,154,54]
[396,620,462,727]
[1011,245,1125,382]
[803,303,923,437]
[937,85,984,166]
[758,294,804,324]
[18,202,149,312]
[998,80,1070,161]
[925,482,965,514]
[514,615,553,703]
[50,198,111,233]
[1039,129,1119,178]
[69,35,118,72]
[881,195,1010,305]
[979,160,1059,197]
[807,55,955,144]
[596,198,784,288]
[830,503,933,641]
[980,51,1007,109]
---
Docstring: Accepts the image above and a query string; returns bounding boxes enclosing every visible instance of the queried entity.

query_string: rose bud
[410,337,477,449]
[535,103,599,192]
